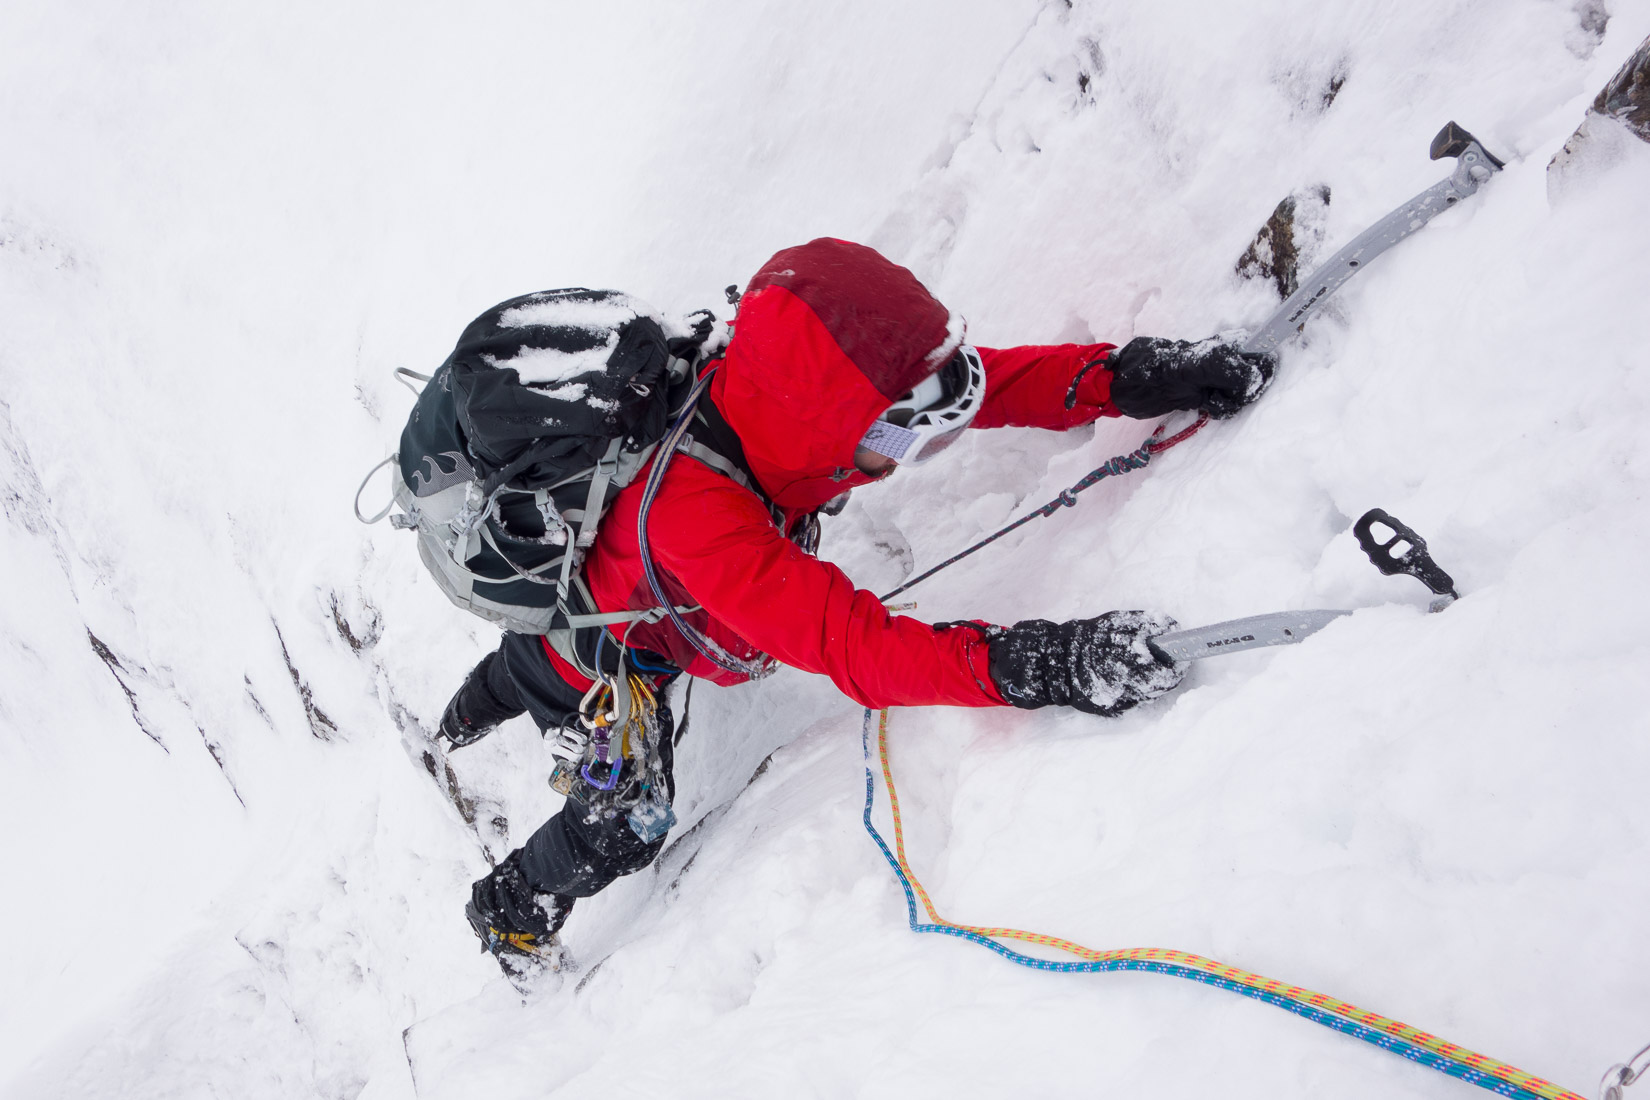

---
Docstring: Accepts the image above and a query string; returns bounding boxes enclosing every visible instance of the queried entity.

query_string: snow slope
[2,1,1648,1097]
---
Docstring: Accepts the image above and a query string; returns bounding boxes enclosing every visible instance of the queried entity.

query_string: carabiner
[581,755,623,791]
[577,673,619,731]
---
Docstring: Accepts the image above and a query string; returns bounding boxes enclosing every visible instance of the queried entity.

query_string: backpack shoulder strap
[679,436,755,495]
[680,389,769,504]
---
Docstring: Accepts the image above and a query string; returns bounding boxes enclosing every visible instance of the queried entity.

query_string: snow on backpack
[355,288,724,649]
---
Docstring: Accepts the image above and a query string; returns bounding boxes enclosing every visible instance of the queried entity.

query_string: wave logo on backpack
[356,288,724,641]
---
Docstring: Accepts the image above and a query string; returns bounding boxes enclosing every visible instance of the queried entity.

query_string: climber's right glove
[1106,336,1275,420]
[987,611,1187,717]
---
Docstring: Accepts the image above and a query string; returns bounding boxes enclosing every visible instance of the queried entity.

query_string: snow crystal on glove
[1069,610,1186,716]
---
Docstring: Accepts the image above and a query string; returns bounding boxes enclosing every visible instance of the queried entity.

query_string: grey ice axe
[879,127,1502,607]
[1241,121,1505,358]
[1149,509,1460,662]
[1152,125,1499,661]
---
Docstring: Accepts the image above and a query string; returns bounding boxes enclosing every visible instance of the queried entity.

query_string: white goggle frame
[857,345,986,466]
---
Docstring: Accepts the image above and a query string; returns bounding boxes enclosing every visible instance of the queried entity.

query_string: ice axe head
[1353,508,1459,604]
[1430,121,1505,191]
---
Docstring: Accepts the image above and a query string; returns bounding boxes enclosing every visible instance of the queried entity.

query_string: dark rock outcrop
[1548,35,1650,197]
[1235,184,1331,301]
[1593,35,1650,139]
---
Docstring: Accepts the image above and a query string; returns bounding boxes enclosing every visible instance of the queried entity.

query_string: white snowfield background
[2,0,1648,1096]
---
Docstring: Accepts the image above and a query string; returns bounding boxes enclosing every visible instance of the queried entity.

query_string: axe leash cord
[878,413,1206,602]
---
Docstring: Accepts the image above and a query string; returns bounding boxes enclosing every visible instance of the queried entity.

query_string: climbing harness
[879,412,1207,601]
[860,708,1585,1100]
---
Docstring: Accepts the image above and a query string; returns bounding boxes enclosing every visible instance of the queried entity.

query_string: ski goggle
[857,345,986,466]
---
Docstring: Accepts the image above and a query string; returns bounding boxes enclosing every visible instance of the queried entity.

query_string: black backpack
[357,288,726,670]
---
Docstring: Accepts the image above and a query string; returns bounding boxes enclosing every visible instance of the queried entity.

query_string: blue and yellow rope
[861,707,1582,1100]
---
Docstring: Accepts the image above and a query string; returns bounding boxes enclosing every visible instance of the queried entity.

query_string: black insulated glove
[988,611,1187,717]
[1107,336,1275,420]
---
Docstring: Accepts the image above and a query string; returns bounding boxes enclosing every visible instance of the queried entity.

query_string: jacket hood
[709,238,964,514]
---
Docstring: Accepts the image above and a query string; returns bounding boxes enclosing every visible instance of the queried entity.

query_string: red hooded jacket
[542,238,1124,708]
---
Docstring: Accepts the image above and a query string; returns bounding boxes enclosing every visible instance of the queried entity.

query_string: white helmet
[857,345,986,466]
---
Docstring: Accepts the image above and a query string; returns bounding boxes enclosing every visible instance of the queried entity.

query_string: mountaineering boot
[439,651,524,748]
[466,851,576,984]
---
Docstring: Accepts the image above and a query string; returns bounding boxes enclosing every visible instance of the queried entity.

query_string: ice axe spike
[1149,509,1460,662]
[1242,121,1505,359]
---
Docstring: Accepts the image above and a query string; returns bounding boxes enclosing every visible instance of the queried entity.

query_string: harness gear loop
[578,672,655,792]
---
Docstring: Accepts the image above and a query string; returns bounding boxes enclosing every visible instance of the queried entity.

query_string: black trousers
[472,632,677,898]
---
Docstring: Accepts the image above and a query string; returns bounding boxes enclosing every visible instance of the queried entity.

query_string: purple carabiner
[581,756,622,791]
[581,729,622,790]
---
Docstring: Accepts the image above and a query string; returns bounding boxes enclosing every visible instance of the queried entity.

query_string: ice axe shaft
[1242,121,1504,358]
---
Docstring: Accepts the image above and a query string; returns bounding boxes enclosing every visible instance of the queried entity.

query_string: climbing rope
[880,413,1208,601]
[860,707,1585,1100]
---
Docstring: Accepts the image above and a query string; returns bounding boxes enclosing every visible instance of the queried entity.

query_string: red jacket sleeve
[973,343,1123,430]
[646,462,1006,709]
